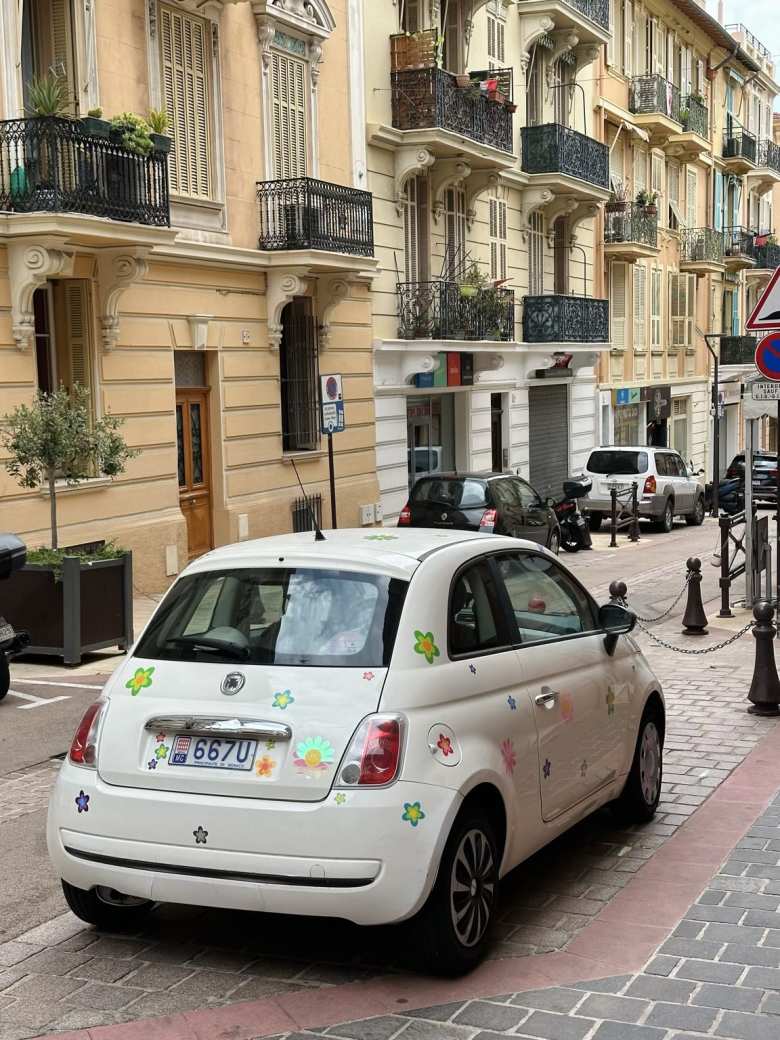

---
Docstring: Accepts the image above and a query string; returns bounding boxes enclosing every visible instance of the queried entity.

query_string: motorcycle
[0,534,30,702]
[551,476,593,553]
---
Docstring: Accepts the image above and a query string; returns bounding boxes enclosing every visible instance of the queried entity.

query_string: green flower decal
[155,744,170,761]
[365,534,399,541]
[402,801,426,827]
[272,690,295,710]
[413,630,440,665]
[335,793,347,805]
[126,666,155,697]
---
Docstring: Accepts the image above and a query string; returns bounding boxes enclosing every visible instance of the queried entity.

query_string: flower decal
[294,736,335,772]
[147,758,157,770]
[265,739,277,751]
[413,630,440,665]
[155,744,169,761]
[75,790,90,813]
[272,690,295,710]
[469,663,477,675]
[335,793,347,805]
[560,694,574,722]
[365,534,398,541]
[193,826,208,845]
[402,801,426,827]
[543,758,552,780]
[155,732,166,743]
[363,671,375,681]
[507,695,517,711]
[500,739,517,776]
[580,759,588,778]
[255,755,276,778]
[606,689,616,717]
[125,666,155,697]
[437,733,454,757]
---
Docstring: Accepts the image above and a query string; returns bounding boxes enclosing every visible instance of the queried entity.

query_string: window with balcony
[21,0,79,114]
[669,272,695,349]
[685,167,697,228]
[487,12,505,68]
[402,176,429,283]
[667,162,680,230]
[280,298,319,453]
[444,186,466,278]
[528,212,544,296]
[271,51,307,179]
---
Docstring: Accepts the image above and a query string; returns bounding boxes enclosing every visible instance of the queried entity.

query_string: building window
[443,186,466,278]
[667,162,681,230]
[633,265,646,352]
[651,151,664,226]
[528,212,544,296]
[633,146,647,196]
[671,397,689,458]
[22,0,79,114]
[401,0,423,32]
[280,297,319,452]
[670,272,695,349]
[487,13,505,67]
[271,51,308,179]
[489,197,507,281]
[403,176,429,283]
[32,281,94,401]
[610,261,627,350]
[160,4,212,199]
[685,167,697,228]
[650,267,662,349]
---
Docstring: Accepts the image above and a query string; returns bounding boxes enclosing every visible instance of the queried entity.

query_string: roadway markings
[6,689,71,709]
[12,678,105,691]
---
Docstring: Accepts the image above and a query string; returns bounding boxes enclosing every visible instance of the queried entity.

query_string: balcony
[256,177,374,258]
[722,127,757,175]
[604,203,659,261]
[629,76,681,141]
[680,227,724,275]
[520,124,609,200]
[719,335,759,369]
[516,0,610,46]
[390,67,514,156]
[396,280,515,341]
[747,139,780,194]
[0,116,169,226]
[751,237,780,271]
[522,295,609,345]
[668,95,709,159]
[723,226,757,271]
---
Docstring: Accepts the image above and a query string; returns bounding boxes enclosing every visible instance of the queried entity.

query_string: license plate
[168,735,258,770]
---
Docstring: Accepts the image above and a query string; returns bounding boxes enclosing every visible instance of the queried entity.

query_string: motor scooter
[552,476,593,553]
[0,534,30,702]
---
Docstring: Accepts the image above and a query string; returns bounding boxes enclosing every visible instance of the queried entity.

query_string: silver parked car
[581,446,705,533]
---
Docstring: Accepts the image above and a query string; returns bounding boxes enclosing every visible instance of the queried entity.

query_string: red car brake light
[337,716,403,787]
[69,701,105,766]
[480,508,497,529]
[643,475,657,494]
[398,503,411,526]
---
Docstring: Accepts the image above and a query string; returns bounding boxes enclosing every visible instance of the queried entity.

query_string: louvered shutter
[64,281,92,395]
[634,148,647,194]
[160,5,212,199]
[685,273,695,347]
[633,265,646,351]
[489,198,497,279]
[714,172,723,232]
[499,200,507,280]
[497,21,505,63]
[271,52,307,179]
[607,0,615,64]
[686,168,697,227]
[624,0,632,76]
[611,262,627,350]
[488,16,496,61]
[651,267,661,348]
[49,0,78,114]
[403,178,419,283]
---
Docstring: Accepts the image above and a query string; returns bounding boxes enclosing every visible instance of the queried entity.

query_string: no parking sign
[754,333,780,382]
[320,373,345,434]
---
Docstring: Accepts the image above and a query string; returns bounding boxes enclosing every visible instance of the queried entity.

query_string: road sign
[751,381,780,401]
[754,332,780,381]
[746,266,780,331]
[320,373,345,435]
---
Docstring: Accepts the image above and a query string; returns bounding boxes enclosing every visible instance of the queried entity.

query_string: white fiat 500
[48,529,663,975]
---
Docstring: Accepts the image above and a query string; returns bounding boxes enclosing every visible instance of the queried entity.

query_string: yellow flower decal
[294,736,335,772]
[414,630,440,665]
[606,689,616,717]
[126,666,155,697]
[255,756,276,778]
[402,801,426,827]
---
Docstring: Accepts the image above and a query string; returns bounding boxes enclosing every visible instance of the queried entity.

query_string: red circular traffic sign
[755,332,780,381]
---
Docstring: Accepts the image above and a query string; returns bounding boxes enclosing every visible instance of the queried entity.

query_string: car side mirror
[599,602,636,656]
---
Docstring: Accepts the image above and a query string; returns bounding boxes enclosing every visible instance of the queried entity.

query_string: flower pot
[505,102,517,113]
[459,284,478,298]
[80,116,111,138]
[606,201,628,212]
[455,74,472,88]
[150,132,172,153]
[644,205,657,216]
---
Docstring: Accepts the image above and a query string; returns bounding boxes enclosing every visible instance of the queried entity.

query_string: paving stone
[624,975,696,1002]
[513,1010,595,1040]
[745,966,780,990]
[674,958,744,983]
[715,1010,780,1039]
[4,972,84,1001]
[450,1002,527,1031]
[574,993,649,1023]
[724,893,780,912]
[645,1002,718,1032]
[67,958,134,983]
[0,942,42,967]
[702,923,768,944]
[645,955,679,977]
[120,961,196,990]
[76,937,148,960]
[721,943,780,967]
[660,937,724,959]
[406,1003,469,1023]
[589,1025,666,1040]
[761,929,780,948]
[672,920,703,939]
[325,1016,407,1040]
[167,969,246,1001]
[510,989,584,1013]
[62,980,146,1011]
[570,976,633,993]
[684,903,745,924]
[397,1021,473,1040]
[743,910,780,928]
[692,982,764,1012]
[14,947,92,976]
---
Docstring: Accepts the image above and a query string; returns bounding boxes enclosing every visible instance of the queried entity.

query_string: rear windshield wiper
[165,635,250,661]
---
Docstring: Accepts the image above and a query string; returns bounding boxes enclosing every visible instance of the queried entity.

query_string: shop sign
[615,387,641,405]
[415,352,474,389]
[641,384,671,422]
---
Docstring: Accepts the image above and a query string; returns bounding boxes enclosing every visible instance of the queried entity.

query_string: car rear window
[412,478,488,508]
[135,568,407,668]
[587,450,649,475]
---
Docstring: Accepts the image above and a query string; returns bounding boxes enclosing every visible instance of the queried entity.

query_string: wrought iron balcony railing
[396,280,514,341]
[521,124,608,189]
[629,75,681,123]
[757,139,780,174]
[751,239,780,270]
[565,0,610,29]
[723,225,756,259]
[256,177,374,256]
[723,126,757,164]
[391,67,514,154]
[522,295,609,344]
[719,335,759,366]
[680,95,708,138]
[605,203,658,248]
[0,116,169,225]
[681,227,724,264]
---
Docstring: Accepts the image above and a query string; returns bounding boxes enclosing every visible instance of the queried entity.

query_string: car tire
[587,512,603,532]
[686,495,705,526]
[655,499,674,533]
[612,705,664,824]
[410,810,500,977]
[61,880,154,930]
[0,653,9,702]
[548,530,560,556]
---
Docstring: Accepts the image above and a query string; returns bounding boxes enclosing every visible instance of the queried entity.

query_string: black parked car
[725,452,778,505]
[398,473,561,554]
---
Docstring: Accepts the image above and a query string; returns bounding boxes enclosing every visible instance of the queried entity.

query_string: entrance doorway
[175,352,213,560]
[491,393,504,472]
[406,394,456,488]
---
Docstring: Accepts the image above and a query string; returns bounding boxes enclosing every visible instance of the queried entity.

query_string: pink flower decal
[437,733,454,757]
[363,671,375,681]
[500,739,516,776]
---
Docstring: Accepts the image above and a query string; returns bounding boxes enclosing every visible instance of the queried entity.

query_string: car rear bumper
[583,493,666,520]
[47,760,461,926]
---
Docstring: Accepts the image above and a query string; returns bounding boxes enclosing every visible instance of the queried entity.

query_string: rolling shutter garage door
[529,385,569,497]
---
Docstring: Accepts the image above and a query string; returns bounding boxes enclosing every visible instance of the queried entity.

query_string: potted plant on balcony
[606,179,629,213]
[679,105,690,127]
[110,112,153,155]
[459,263,487,298]
[637,189,659,216]
[0,385,138,664]
[147,108,172,153]
[80,107,111,138]
[12,74,71,211]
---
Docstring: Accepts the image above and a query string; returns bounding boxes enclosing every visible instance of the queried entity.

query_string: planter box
[80,116,111,138]
[150,132,172,153]
[2,553,133,665]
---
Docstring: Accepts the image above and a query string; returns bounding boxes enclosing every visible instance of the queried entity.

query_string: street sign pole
[328,432,337,530]
[777,400,779,608]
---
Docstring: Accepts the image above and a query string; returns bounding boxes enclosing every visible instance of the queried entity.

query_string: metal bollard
[610,487,618,548]
[747,601,780,716]
[629,481,640,542]
[719,514,733,619]
[609,580,627,604]
[682,557,708,634]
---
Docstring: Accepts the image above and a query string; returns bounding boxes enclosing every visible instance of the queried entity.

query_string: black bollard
[609,580,627,605]
[610,487,618,548]
[629,482,640,542]
[682,557,708,634]
[748,601,780,716]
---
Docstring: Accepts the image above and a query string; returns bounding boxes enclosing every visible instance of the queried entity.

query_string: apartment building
[597,0,779,475]
[365,0,614,521]
[0,0,380,588]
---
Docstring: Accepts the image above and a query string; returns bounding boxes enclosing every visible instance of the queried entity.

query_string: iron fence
[629,75,681,122]
[752,239,780,270]
[521,123,608,188]
[681,227,724,264]
[723,126,757,164]
[292,493,323,533]
[522,295,609,344]
[720,335,759,366]
[723,225,755,259]
[566,0,609,28]
[605,202,658,247]
[396,281,514,341]
[256,177,374,256]
[681,95,708,137]
[757,139,780,174]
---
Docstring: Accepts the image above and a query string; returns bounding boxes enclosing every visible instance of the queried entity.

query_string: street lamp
[697,329,730,518]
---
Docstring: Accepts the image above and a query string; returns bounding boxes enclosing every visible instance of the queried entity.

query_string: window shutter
[633,147,647,194]
[498,21,505,63]
[64,281,92,394]
[271,52,307,180]
[611,262,627,350]
[607,0,615,64]
[624,0,632,76]
[633,265,646,351]
[651,267,661,348]
[669,273,679,347]
[488,16,496,59]
[714,171,723,232]
[48,0,78,113]
[403,177,419,283]
[651,152,664,224]
[685,273,695,347]
[686,167,697,227]
[160,5,212,199]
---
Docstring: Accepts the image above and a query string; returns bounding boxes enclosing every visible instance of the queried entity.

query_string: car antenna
[290,457,326,541]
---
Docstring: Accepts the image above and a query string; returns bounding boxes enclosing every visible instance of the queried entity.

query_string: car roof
[592,445,667,452]
[412,471,519,483]
[182,528,506,581]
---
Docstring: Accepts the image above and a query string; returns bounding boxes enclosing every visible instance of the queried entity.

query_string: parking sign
[320,374,345,435]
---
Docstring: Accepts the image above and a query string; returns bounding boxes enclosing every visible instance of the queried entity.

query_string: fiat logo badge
[441,512,448,521]
[221,672,245,696]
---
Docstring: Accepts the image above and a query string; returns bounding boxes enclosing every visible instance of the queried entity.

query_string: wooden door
[176,388,213,559]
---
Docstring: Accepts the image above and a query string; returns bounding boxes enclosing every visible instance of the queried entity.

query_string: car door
[669,452,694,511]
[513,478,552,547]
[492,551,627,821]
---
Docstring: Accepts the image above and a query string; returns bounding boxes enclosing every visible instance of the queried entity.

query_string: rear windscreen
[135,568,407,668]
[587,450,649,475]
[412,478,488,508]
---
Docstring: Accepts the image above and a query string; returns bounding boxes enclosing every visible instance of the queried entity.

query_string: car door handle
[534,688,558,709]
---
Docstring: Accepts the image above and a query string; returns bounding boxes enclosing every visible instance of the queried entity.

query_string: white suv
[582,446,705,533]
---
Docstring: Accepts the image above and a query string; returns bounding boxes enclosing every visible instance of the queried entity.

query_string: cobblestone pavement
[273,790,780,1040]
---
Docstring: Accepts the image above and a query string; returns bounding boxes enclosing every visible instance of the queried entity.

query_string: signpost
[749,331,780,609]
[320,374,345,529]
[746,267,780,333]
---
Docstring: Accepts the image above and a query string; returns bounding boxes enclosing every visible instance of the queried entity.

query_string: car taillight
[480,508,497,529]
[726,467,736,478]
[337,715,403,787]
[398,503,411,526]
[769,469,778,479]
[643,475,657,495]
[69,701,106,767]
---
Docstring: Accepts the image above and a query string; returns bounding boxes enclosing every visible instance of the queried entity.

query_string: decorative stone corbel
[8,241,75,350]
[188,315,213,350]
[431,159,472,224]
[576,44,601,69]
[547,30,579,70]
[567,201,600,239]
[402,352,440,385]
[309,41,323,89]
[95,249,150,352]
[544,196,579,238]
[519,14,555,61]
[318,276,351,348]
[266,270,309,351]
[474,353,506,382]
[395,147,435,215]
[519,187,554,238]
[465,171,501,230]
[256,16,275,72]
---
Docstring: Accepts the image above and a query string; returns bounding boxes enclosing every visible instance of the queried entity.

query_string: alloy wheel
[450,828,496,948]
[639,722,661,806]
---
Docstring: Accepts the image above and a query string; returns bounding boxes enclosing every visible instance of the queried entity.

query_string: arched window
[280,297,319,452]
